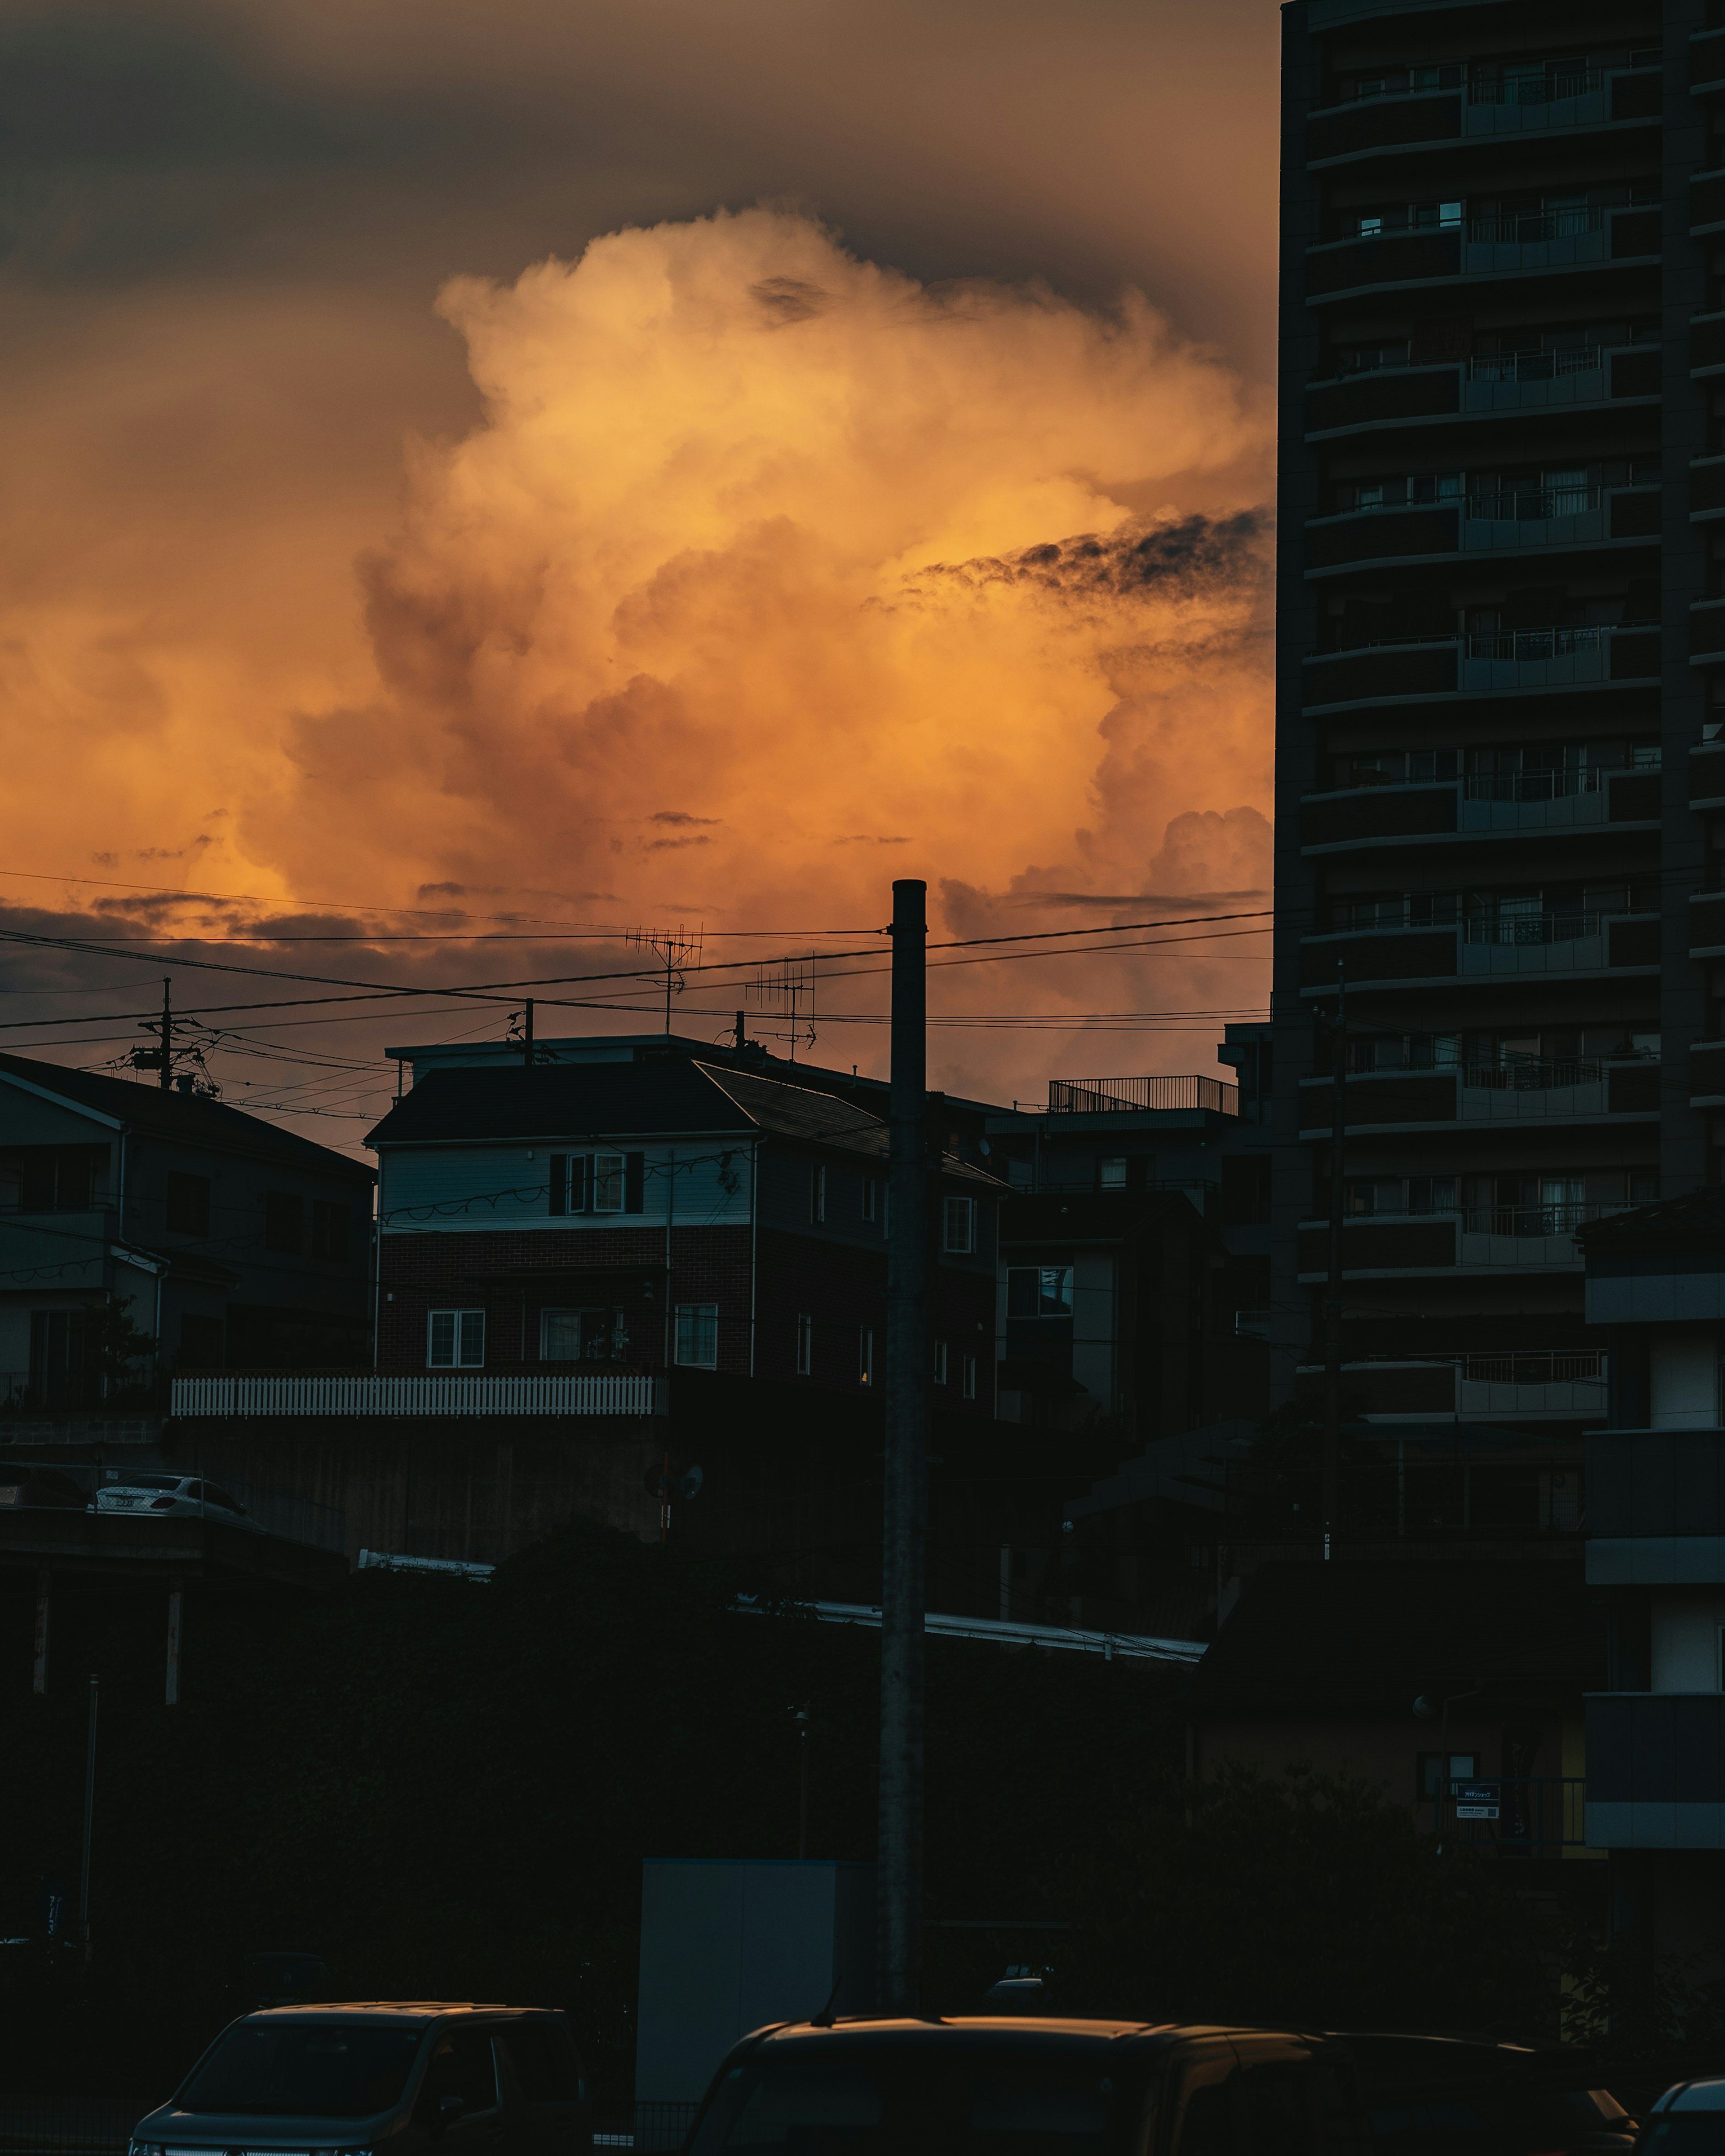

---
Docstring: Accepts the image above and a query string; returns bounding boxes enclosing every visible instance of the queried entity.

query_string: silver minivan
[128,2003,592,2156]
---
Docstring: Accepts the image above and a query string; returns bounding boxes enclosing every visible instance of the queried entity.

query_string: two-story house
[365,1056,1001,1403]
[0,1051,374,1408]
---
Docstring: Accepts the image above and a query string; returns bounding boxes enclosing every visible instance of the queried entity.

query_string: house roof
[1576,1185,1725,1254]
[0,1052,373,1180]
[364,1059,1003,1182]
[1187,1560,1603,1718]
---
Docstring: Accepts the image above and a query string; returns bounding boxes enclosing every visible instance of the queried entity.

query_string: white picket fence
[171,1372,665,1418]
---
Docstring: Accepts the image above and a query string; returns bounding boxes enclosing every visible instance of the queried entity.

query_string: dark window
[0,1147,106,1213]
[500,2020,579,2103]
[1243,2067,1314,2156]
[177,1315,225,1370]
[166,1172,211,1235]
[311,1200,349,1262]
[29,1310,89,1410]
[263,1192,304,1255]
[624,1151,645,1212]
[423,2028,499,2117]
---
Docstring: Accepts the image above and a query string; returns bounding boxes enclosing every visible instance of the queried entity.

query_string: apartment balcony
[1306,65,1660,164]
[170,1371,669,1418]
[1586,1695,1725,1848]
[1297,1059,1659,1131]
[1693,311,1725,376]
[1587,1427,1725,1571]
[1297,1204,1630,1280]
[1305,206,1660,302]
[1691,1041,1725,1105]
[1690,599,1725,664]
[1301,627,1660,711]
[1306,345,1659,437]
[1690,890,1725,956]
[1691,739,1725,808]
[1300,766,1660,850]
[1697,22,1725,97]
[1305,486,1659,573]
[1299,911,1660,990]
[1298,1350,1606,1422]
[1691,455,1725,521]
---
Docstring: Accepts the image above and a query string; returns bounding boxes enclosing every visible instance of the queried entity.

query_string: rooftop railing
[1046,1076,1239,1116]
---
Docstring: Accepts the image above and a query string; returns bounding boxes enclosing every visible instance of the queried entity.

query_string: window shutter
[548,1154,566,1216]
[570,1155,589,1212]
[624,1152,645,1212]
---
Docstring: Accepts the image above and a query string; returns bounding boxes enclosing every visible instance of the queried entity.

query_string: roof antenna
[809,1978,843,2028]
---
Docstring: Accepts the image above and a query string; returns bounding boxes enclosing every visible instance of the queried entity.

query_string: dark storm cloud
[905,510,1269,607]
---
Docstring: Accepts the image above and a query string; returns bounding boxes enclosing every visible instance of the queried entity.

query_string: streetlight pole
[78,1674,98,1964]
[1322,965,1347,1560]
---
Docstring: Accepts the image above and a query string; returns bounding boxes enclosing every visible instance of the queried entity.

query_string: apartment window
[263,1191,304,1255]
[859,1326,876,1386]
[311,1199,349,1262]
[1008,1265,1074,1319]
[932,1339,948,1386]
[796,1313,813,1376]
[962,1354,977,1401]
[675,1303,719,1369]
[428,1309,485,1368]
[861,1176,878,1223]
[1099,1158,1128,1191]
[941,1195,977,1254]
[593,1153,627,1213]
[549,1153,568,1215]
[811,1164,827,1223]
[165,1171,211,1235]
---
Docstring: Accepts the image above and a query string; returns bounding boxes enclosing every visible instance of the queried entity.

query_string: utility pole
[1322,964,1347,1560]
[522,999,535,1067]
[158,978,172,1090]
[78,1674,98,1964]
[877,877,928,2014]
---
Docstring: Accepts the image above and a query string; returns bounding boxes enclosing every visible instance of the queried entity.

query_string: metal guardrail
[171,1373,667,1418]
[1047,1076,1239,1116]
[596,2104,700,2151]
[1462,1351,1603,1383]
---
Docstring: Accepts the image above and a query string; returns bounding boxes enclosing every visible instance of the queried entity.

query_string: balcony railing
[1462,1350,1602,1383]
[1465,1200,1626,1237]
[1463,911,1600,945]
[171,1372,668,1418]
[1046,1076,1238,1116]
[1467,344,1603,382]
[1467,205,1606,245]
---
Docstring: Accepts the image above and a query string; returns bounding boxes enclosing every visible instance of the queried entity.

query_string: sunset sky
[0,0,1281,1136]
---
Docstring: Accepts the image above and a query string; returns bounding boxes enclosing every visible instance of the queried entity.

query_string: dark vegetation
[0,1520,1704,2110]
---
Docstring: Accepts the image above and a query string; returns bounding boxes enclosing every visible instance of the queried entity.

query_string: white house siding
[379,1138,755,1233]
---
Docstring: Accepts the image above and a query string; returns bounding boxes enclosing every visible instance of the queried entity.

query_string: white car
[89,1473,259,1529]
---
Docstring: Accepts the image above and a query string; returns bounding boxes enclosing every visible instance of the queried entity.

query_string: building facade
[0,1051,374,1407]
[365,1054,1001,1406]
[1273,0,1713,1441]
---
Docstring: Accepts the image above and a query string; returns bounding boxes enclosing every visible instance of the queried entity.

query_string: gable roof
[1187,1560,1602,1717]
[0,1051,373,1180]
[363,1059,1002,1182]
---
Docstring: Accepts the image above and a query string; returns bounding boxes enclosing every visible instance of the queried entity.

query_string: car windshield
[688,2046,1125,2154]
[178,2022,426,2118]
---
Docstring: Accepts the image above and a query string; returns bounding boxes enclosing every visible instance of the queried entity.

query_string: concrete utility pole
[79,1674,98,1963]
[521,999,535,1067]
[877,877,928,2013]
[1322,964,1346,1559]
[158,978,172,1089]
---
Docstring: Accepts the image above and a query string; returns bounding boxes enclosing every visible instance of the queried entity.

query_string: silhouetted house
[1186,1559,1604,1859]
[0,1051,373,1409]
[364,1057,1001,1398]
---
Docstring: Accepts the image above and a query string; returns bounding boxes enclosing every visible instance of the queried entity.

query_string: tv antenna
[750,954,817,1061]
[628,924,703,1033]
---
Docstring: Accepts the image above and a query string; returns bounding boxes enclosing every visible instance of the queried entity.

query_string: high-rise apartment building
[1273,0,1713,1426]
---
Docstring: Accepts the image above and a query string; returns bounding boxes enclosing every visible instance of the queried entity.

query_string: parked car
[129,2004,591,2156]
[0,1464,88,1510]
[1344,2034,1636,2156]
[1639,2075,1725,2155]
[684,2019,1363,2155]
[90,1474,257,1529]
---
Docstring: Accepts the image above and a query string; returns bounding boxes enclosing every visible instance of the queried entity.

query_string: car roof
[240,2003,548,2023]
[755,2019,1251,2050]
[1660,2079,1725,2112]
